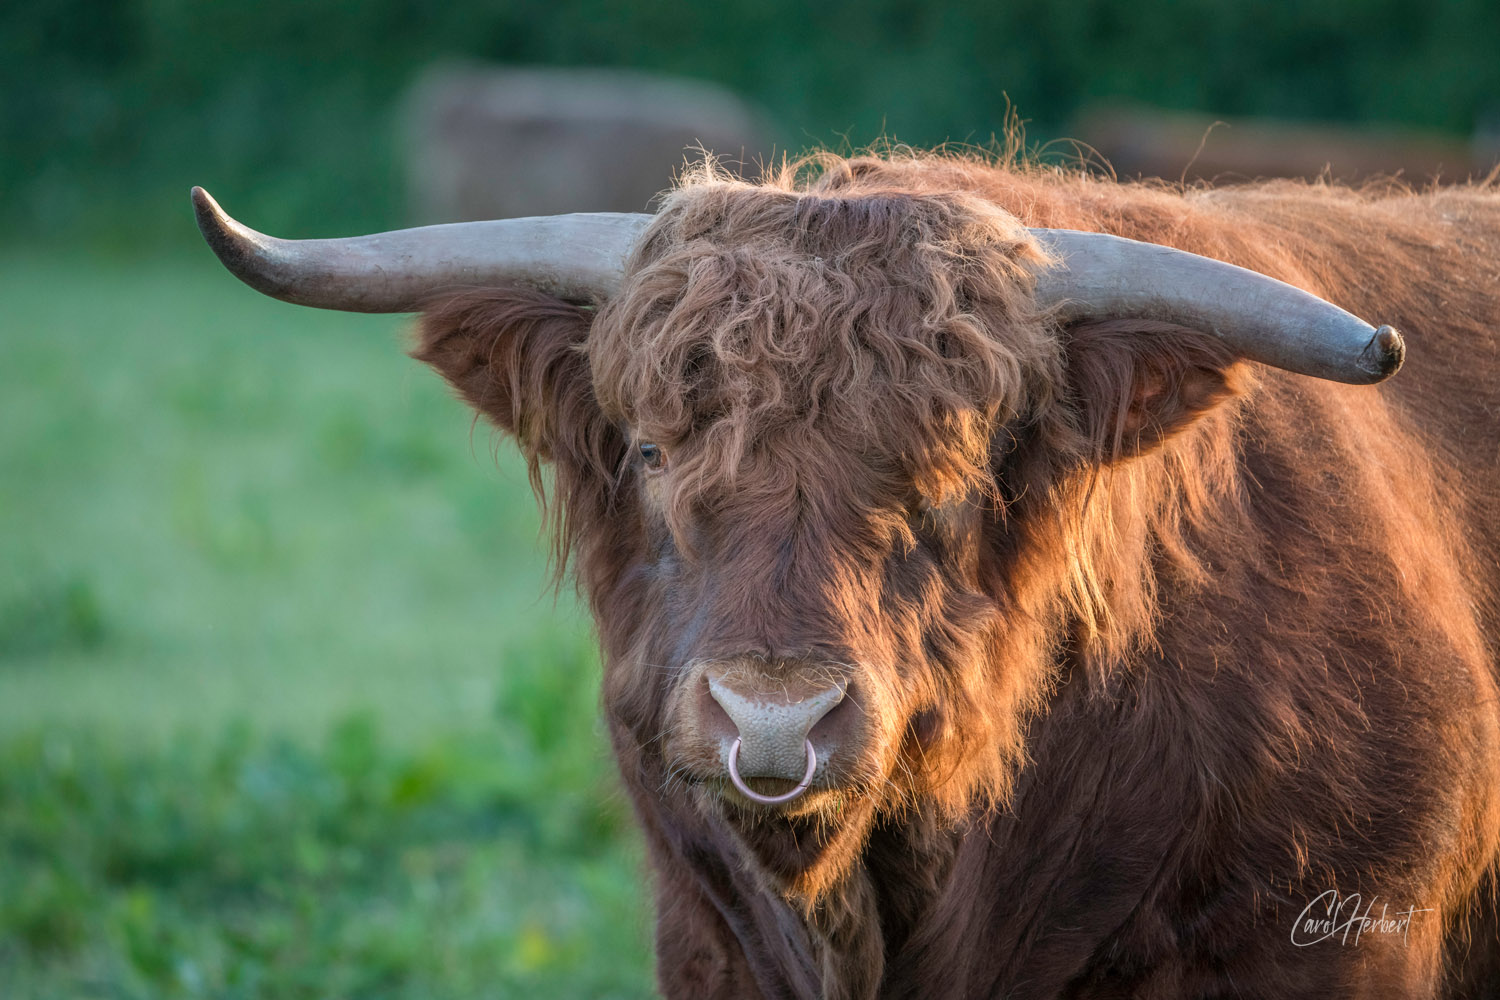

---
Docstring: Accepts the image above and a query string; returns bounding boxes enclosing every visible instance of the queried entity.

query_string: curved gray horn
[1030,229,1404,384]
[191,187,652,312]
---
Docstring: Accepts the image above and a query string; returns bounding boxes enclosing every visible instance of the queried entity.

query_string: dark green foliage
[2,0,1497,247]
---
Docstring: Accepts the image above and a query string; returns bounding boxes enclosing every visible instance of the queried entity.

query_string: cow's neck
[740,805,967,999]
[787,645,1167,998]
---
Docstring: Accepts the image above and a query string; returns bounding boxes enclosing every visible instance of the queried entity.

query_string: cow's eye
[638,442,667,472]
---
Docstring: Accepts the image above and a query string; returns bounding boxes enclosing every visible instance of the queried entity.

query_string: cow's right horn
[191,187,653,312]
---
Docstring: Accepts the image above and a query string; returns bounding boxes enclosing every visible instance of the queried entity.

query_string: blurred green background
[3,1,1497,997]
[6,0,1499,247]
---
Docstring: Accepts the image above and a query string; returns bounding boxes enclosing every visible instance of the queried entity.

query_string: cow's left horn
[191,187,653,311]
[1030,229,1404,384]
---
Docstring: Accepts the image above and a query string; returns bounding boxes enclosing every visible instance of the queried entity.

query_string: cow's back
[970,165,1500,657]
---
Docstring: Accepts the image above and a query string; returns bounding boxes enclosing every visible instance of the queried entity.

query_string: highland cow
[193,152,1500,999]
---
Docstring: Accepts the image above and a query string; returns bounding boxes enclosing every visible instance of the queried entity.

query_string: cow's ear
[412,287,611,471]
[1063,319,1247,462]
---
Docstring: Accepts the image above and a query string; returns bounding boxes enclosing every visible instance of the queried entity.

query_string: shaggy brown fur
[413,151,1500,999]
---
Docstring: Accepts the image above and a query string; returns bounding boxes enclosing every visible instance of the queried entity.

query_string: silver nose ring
[727,737,817,805]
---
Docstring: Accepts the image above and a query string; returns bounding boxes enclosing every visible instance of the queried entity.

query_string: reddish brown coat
[415,154,1500,999]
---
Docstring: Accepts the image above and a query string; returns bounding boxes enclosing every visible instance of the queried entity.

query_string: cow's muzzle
[697,662,854,806]
[728,737,817,804]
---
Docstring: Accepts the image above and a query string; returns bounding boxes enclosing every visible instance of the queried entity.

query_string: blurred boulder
[1070,103,1499,184]
[402,66,776,223]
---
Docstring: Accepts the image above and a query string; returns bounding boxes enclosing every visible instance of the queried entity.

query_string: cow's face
[415,174,1243,897]
[578,182,1066,893]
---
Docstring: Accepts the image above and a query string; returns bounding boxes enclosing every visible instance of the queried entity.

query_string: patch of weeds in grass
[0,575,107,661]
[0,715,655,999]
[0,253,657,996]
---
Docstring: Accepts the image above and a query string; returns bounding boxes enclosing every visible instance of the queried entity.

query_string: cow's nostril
[697,674,737,738]
[808,689,855,747]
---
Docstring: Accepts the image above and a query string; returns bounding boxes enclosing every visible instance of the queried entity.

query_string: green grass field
[0,252,656,998]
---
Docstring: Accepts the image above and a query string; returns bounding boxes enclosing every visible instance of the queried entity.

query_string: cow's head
[193,157,1403,898]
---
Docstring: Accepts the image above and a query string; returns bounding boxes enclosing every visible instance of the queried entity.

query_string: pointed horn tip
[190,186,254,261]
[189,185,222,231]
[189,186,279,295]
[190,186,233,248]
[1358,324,1406,382]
